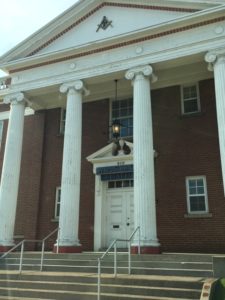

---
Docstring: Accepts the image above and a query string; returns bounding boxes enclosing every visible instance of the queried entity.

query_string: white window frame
[181,83,201,115]
[186,176,208,214]
[110,98,133,139]
[55,187,61,219]
[0,120,4,148]
[59,108,66,135]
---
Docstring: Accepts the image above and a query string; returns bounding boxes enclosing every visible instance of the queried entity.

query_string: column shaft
[57,81,86,253]
[205,51,225,195]
[126,65,160,254]
[213,58,225,195]
[0,93,25,250]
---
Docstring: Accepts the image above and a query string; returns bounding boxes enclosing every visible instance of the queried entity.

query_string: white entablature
[0,0,225,107]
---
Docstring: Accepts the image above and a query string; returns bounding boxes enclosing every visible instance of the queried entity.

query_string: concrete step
[0,258,212,270]
[1,252,214,262]
[0,263,213,277]
[0,271,204,300]
[0,252,211,299]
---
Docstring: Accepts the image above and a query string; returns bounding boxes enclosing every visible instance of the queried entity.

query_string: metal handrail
[97,226,140,300]
[40,227,60,271]
[0,227,60,273]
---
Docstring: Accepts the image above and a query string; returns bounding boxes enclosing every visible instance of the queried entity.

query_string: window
[181,84,200,115]
[111,99,133,138]
[0,121,4,147]
[59,108,66,134]
[55,187,61,219]
[108,180,134,189]
[186,176,208,214]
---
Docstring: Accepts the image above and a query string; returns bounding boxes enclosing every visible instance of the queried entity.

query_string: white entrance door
[106,186,134,248]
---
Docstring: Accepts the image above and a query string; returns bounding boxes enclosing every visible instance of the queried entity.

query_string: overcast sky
[0,0,78,76]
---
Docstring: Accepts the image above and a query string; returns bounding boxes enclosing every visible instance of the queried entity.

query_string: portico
[0,0,225,254]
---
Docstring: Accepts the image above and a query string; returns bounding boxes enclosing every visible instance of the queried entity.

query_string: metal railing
[40,227,60,271]
[0,227,60,273]
[97,226,140,300]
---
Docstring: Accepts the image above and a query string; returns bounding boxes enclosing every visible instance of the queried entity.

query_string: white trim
[186,175,209,214]
[181,83,201,115]
[0,107,35,120]
[55,186,61,219]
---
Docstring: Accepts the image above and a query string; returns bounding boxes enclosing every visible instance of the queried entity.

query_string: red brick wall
[36,99,109,250]
[1,78,224,253]
[0,111,45,249]
[36,109,63,247]
[15,112,45,247]
[153,79,225,253]
[80,99,109,250]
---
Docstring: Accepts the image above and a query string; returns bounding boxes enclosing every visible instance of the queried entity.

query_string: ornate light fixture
[111,79,131,156]
[112,119,121,139]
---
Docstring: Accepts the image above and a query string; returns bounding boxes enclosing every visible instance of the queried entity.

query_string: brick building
[0,0,225,254]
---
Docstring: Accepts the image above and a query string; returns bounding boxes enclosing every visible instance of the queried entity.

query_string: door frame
[86,141,133,251]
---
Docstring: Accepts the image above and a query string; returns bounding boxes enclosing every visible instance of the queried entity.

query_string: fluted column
[56,80,89,253]
[205,49,225,195]
[125,65,160,254]
[0,92,26,251]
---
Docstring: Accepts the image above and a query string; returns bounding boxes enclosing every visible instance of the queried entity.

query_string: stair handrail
[0,240,24,260]
[97,226,140,300]
[0,239,43,273]
[40,227,60,271]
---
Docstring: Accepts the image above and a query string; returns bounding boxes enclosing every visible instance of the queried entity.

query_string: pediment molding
[0,0,223,71]
[87,141,133,165]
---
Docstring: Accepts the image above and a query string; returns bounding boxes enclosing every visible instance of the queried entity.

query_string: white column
[0,92,26,249]
[125,65,160,253]
[205,49,225,195]
[57,80,88,252]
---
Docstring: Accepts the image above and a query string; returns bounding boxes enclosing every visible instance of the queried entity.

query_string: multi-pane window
[59,108,66,135]
[55,187,61,219]
[186,176,208,214]
[108,180,134,189]
[111,99,133,138]
[181,84,200,114]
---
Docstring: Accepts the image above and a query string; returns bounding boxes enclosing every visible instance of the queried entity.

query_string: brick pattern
[35,100,109,250]
[0,112,45,249]
[1,79,224,253]
[153,79,225,253]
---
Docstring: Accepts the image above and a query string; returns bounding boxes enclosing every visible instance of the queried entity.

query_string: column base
[131,245,161,254]
[53,245,82,253]
[0,245,15,253]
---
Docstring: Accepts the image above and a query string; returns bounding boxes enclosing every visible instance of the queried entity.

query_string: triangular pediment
[87,141,133,164]
[36,4,191,56]
[0,0,222,68]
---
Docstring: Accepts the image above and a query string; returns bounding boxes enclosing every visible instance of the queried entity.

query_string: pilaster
[125,65,160,254]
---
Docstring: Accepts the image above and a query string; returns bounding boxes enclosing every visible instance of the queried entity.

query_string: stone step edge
[0,279,202,292]
[0,287,200,300]
[0,270,209,281]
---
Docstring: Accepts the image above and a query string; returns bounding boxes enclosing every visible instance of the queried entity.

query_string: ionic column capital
[3,92,25,105]
[60,80,90,96]
[205,49,225,71]
[125,65,157,83]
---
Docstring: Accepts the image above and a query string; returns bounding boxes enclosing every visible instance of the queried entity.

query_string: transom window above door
[111,99,133,138]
